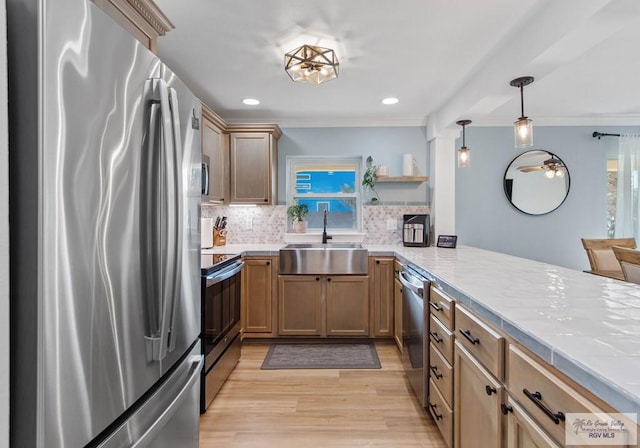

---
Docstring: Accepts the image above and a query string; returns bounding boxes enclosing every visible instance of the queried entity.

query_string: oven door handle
[206,261,245,286]
[399,270,424,296]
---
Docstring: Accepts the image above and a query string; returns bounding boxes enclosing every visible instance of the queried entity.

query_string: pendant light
[456,120,472,168]
[510,76,534,148]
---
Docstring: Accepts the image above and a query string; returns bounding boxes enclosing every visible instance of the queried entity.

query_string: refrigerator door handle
[143,78,178,362]
[131,355,203,448]
[166,87,183,354]
[142,80,164,362]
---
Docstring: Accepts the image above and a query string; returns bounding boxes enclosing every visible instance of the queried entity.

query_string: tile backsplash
[202,204,430,245]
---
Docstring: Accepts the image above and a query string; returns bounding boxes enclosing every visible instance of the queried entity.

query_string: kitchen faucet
[322,210,333,244]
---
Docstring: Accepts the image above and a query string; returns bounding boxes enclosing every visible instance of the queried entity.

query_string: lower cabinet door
[504,396,561,448]
[454,341,503,448]
[326,276,369,336]
[278,276,323,336]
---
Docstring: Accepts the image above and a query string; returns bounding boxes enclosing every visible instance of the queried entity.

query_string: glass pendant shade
[456,119,472,169]
[284,45,339,84]
[458,146,470,168]
[514,117,533,148]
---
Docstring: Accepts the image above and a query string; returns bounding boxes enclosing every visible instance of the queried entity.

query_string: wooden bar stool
[613,246,640,284]
[581,238,636,280]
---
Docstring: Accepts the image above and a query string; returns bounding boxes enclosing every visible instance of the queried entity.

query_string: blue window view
[292,167,358,230]
[295,170,355,212]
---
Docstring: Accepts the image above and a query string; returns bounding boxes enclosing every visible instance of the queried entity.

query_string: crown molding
[224,116,429,128]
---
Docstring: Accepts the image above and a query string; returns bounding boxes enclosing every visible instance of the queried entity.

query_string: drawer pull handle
[430,302,443,312]
[429,331,443,344]
[501,404,513,415]
[430,365,443,379]
[428,402,443,420]
[459,329,480,345]
[523,389,565,425]
[485,385,497,396]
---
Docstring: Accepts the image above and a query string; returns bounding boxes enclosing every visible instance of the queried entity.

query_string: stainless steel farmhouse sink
[279,243,368,275]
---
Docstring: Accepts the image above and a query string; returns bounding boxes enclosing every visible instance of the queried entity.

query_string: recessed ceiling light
[381,97,399,105]
[242,98,260,106]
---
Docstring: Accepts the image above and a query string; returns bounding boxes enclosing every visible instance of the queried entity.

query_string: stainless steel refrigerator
[8,1,203,446]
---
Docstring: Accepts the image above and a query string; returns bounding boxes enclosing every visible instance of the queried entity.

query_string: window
[286,156,362,232]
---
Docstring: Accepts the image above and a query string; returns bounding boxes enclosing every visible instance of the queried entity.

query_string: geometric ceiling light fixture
[284,44,339,84]
[510,76,535,148]
[456,119,472,169]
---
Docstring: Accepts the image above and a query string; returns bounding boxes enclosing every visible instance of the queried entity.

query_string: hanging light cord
[519,84,525,119]
[462,124,466,146]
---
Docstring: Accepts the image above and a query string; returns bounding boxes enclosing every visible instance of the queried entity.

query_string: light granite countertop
[203,243,640,415]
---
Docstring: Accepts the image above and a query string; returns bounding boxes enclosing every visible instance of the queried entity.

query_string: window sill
[283,232,366,244]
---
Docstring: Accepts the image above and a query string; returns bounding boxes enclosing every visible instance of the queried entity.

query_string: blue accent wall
[455,125,640,270]
[278,127,429,205]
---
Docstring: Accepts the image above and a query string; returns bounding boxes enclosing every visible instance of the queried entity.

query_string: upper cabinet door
[202,109,227,203]
[229,132,276,205]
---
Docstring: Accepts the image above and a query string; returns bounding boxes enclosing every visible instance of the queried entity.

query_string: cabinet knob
[316,277,320,281]
[500,404,513,415]
[266,261,270,265]
[485,385,497,396]
[264,198,268,202]
[327,277,332,282]
[376,260,380,264]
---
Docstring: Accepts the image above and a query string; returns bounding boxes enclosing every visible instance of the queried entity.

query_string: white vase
[293,220,307,233]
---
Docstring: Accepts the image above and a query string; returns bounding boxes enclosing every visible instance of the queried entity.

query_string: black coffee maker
[402,214,430,247]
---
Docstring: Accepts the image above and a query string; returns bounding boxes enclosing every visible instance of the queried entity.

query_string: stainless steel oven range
[200,254,244,412]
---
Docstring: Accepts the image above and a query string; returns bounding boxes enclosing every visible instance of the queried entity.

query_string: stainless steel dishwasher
[399,265,430,407]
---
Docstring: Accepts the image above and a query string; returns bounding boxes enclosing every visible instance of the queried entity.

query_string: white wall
[0,3,9,447]
[456,125,639,270]
[277,127,429,205]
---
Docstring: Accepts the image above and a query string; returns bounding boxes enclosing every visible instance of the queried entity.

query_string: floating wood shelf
[374,176,428,183]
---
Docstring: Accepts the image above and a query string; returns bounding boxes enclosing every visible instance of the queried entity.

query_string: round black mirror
[503,150,570,215]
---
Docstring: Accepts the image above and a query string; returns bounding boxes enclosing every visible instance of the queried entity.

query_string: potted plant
[362,156,380,203]
[287,203,309,233]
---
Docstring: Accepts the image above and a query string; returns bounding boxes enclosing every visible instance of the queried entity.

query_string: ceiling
[154,0,640,131]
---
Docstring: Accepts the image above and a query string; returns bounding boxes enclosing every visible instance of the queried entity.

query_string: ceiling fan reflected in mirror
[517,154,566,178]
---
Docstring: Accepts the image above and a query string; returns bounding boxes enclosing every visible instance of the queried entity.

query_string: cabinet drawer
[505,395,561,448]
[429,342,453,407]
[455,305,504,380]
[429,286,455,329]
[428,377,453,448]
[429,314,454,365]
[507,344,609,445]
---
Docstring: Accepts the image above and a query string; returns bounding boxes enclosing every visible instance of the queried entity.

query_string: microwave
[202,154,210,201]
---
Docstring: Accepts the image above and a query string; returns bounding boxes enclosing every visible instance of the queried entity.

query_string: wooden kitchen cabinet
[454,341,504,448]
[242,257,277,335]
[228,125,281,205]
[393,276,403,350]
[278,275,323,336]
[278,275,369,337]
[91,0,173,53]
[393,260,403,350]
[503,396,561,448]
[201,106,227,203]
[369,257,394,337]
[326,276,369,336]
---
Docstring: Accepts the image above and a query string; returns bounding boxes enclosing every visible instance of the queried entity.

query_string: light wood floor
[199,342,447,447]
